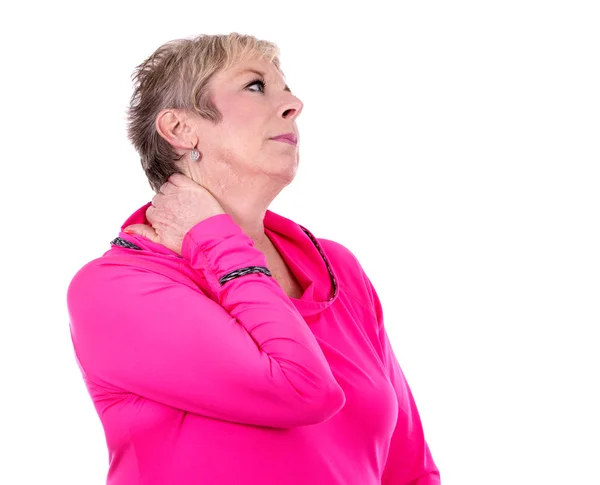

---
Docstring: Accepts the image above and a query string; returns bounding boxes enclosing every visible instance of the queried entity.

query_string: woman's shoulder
[316,237,375,314]
[317,238,360,268]
[67,246,198,301]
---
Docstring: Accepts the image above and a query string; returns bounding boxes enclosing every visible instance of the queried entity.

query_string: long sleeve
[66,213,345,429]
[362,272,441,484]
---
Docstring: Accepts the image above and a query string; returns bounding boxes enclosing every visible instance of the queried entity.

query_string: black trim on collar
[110,237,142,250]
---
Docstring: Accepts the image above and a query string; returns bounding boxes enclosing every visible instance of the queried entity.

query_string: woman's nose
[279,96,303,121]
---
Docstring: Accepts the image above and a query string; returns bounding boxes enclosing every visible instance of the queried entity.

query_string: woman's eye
[247,79,266,93]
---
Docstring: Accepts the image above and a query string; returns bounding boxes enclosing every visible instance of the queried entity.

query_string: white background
[1,1,598,484]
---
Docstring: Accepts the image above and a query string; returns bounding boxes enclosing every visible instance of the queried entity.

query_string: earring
[189,141,200,161]
[189,149,200,161]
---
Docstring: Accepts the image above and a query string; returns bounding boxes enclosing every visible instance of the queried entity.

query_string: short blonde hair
[126,32,282,193]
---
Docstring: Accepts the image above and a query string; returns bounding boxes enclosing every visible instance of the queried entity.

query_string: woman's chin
[269,159,298,185]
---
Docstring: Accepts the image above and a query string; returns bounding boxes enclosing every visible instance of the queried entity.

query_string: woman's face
[192,55,304,186]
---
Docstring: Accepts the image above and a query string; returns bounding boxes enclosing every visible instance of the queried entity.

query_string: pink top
[67,202,440,485]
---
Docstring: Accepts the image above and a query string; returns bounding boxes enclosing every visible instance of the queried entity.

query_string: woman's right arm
[67,213,345,428]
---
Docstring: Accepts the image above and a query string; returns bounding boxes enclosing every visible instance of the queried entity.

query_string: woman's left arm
[364,273,441,485]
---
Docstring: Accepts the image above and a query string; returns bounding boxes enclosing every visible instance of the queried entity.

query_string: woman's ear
[155,108,194,150]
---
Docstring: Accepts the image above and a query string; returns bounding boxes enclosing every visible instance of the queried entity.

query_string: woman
[67,33,440,485]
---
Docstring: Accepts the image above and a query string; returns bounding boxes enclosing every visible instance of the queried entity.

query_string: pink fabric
[67,202,440,484]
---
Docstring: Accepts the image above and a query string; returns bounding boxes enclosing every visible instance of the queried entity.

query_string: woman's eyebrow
[232,68,292,93]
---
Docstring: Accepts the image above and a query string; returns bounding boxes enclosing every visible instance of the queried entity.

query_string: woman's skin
[157,54,302,247]
[125,54,305,297]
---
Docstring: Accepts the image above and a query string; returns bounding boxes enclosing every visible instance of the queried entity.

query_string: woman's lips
[270,133,298,145]
[272,137,297,146]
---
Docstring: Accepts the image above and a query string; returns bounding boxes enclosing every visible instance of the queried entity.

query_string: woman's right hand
[123,173,226,256]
